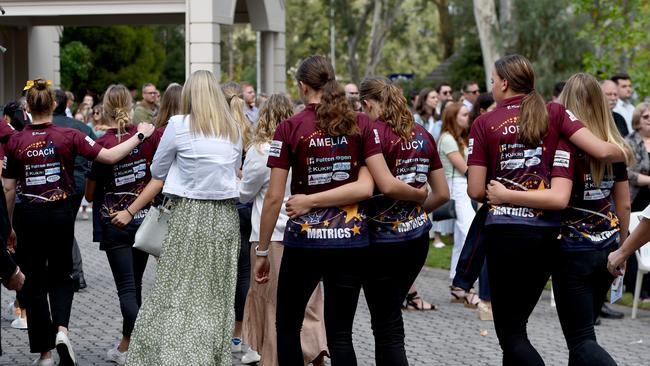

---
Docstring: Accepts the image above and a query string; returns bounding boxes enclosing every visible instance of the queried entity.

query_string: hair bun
[35,79,48,90]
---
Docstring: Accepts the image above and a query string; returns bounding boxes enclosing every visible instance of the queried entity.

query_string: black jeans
[102,222,150,338]
[15,200,76,353]
[235,206,252,322]
[485,224,559,366]
[552,246,618,366]
[364,233,430,366]
[276,246,365,366]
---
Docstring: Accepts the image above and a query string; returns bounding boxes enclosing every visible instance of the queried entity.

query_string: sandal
[450,286,480,308]
[464,292,480,309]
[403,291,438,311]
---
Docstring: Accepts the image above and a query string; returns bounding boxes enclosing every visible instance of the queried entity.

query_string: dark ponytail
[494,54,548,146]
[296,55,357,136]
[26,78,54,115]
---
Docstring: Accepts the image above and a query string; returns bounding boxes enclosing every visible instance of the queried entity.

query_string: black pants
[69,194,85,284]
[276,246,365,366]
[234,206,252,323]
[485,224,559,366]
[101,224,149,337]
[15,200,75,353]
[364,233,429,366]
[552,246,618,366]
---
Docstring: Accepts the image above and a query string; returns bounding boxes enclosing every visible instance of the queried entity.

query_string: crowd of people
[0,52,648,366]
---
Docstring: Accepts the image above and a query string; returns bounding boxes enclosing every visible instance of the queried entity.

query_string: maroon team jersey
[3,123,102,203]
[467,95,582,226]
[267,104,381,248]
[88,125,161,226]
[366,121,443,243]
[556,139,627,251]
[0,119,16,162]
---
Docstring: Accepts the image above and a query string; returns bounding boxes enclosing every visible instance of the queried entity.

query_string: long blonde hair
[559,73,631,185]
[103,84,133,141]
[251,94,294,152]
[181,70,240,143]
[220,82,251,149]
[359,76,414,141]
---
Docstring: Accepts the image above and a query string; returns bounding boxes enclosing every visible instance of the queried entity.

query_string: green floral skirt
[127,198,240,366]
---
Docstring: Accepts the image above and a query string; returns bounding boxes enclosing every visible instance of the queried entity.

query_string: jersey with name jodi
[89,125,161,226]
[267,104,381,248]
[367,120,442,243]
[557,139,627,251]
[2,123,102,203]
[467,95,582,227]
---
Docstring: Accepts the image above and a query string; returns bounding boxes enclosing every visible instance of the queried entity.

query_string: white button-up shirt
[151,115,242,200]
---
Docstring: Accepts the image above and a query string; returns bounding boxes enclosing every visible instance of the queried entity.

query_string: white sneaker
[32,357,54,366]
[241,349,261,364]
[231,337,242,353]
[55,331,76,365]
[11,316,27,329]
[433,241,446,249]
[107,345,127,365]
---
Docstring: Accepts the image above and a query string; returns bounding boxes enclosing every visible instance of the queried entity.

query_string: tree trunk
[338,0,374,83]
[473,0,502,90]
[433,0,454,59]
[365,0,404,77]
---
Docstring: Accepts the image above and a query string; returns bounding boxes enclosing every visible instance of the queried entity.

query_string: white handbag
[133,200,172,257]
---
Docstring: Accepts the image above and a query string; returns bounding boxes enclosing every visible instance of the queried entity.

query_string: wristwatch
[255,245,270,257]
[137,132,145,142]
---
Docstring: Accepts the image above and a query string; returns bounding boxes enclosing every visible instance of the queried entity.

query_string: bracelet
[255,245,270,257]
[125,207,134,218]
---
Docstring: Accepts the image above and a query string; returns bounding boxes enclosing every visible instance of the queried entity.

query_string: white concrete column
[261,31,286,93]
[186,0,222,78]
[27,26,60,88]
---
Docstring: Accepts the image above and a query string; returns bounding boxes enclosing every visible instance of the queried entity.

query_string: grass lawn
[426,235,650,310]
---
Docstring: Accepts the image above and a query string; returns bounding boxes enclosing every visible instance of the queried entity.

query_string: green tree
[60,41,93,92]
[155,25,186,89]
[574,0,650,99]
[61,26,166,98]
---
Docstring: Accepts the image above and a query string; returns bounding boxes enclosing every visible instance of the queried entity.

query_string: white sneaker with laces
[241,349,261,364]
[55,331,76,365]
[107,345,127,365]
[231,337,242,353]
[32,357,54,366]
[11,316,27,329]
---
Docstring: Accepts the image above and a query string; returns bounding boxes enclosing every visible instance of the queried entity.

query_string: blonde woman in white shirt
[239,94,327,366]
[125,70,244,366]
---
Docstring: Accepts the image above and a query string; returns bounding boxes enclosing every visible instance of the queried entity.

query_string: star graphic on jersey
[392,219,402,229]
[323,220,330,227]
[300,222,311,233]
[351,225,361,235]
[302,211,323,224]
[341,204,359,223]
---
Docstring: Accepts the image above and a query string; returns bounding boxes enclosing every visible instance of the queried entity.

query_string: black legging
[363,233,430,366]
[276,246,365,366]
[485,224,559,366]
[234,206,252,322]
[552,246,618,366]
[15,200,76,353]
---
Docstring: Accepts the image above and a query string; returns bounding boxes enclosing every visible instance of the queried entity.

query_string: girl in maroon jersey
[84,84,163,365]
[2,79,154,366]
[466,55,626,366]
[486,73,630,366]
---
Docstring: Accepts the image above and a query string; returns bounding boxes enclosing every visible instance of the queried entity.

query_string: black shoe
[78,275,87,290]
[600,304,624,319]
[594,316,601,326]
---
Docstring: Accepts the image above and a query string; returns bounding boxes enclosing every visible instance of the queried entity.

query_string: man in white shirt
[612,73,635,133]
[461,81,479,111]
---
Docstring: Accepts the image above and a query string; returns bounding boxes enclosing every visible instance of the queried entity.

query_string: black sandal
[402,291,438,311]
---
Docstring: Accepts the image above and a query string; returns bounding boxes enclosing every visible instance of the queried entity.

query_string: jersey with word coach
[267,104,381,248]
[467,95,582,226]
[556,139,627,251]
[366,120,442,243]
[3,123,102,203]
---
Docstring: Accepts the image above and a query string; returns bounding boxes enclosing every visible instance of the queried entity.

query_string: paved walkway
[1,218,649,365]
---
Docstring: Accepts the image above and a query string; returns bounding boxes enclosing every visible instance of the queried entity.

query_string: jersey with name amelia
[467,95,583,227]
[2,123,102,203]
[366,121,442,243]
[267,104,381,248]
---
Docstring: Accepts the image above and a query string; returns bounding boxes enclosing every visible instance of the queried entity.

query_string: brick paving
[1,218,649,365]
